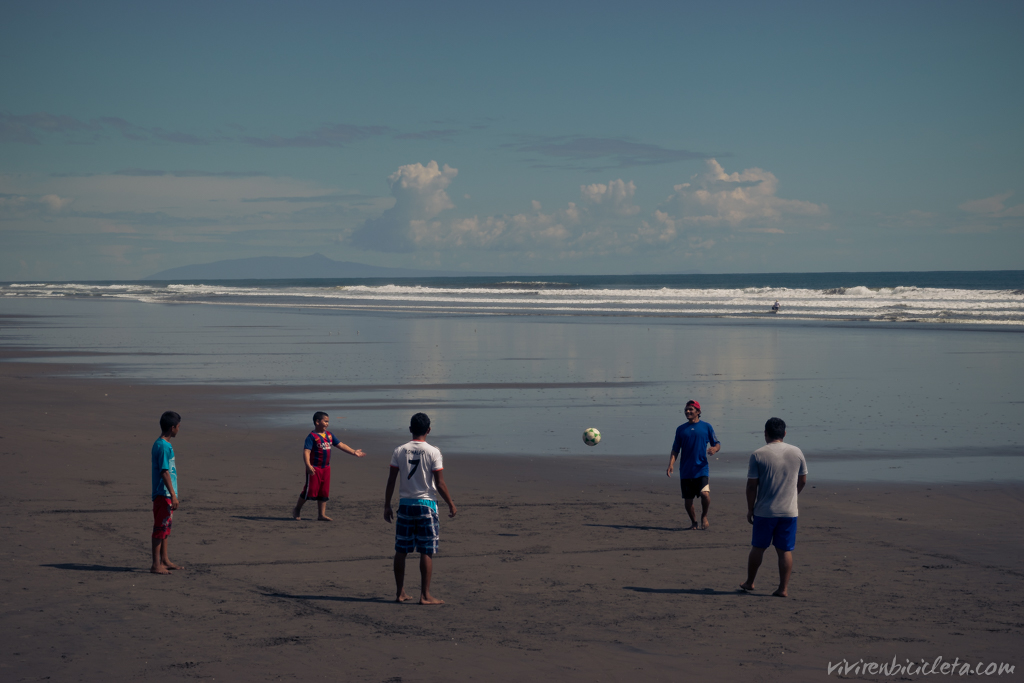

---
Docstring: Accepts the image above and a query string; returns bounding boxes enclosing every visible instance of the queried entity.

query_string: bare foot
[419,595,445,605]
[686,522,698,530]
[738,582,755,592]
[772,589,788,598]
[151,565,170,575]
[165,562,185,570]
[317,514,332,522]
[396,591,413,603]
[701,517,710,530]
[292,506,302,520]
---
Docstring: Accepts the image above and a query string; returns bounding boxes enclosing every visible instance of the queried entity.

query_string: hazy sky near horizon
[2,0,1022,279]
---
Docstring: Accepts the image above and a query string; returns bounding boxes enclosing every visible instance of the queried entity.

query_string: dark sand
[1,356,1022,681]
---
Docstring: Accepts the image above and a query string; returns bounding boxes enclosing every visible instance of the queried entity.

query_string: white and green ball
[583,427,601,446]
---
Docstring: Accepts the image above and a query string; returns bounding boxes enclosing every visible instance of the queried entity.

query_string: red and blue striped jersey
[304,430,340,468]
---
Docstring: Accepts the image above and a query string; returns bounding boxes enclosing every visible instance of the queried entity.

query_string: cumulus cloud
[351,164,652,254]
[346,158,831,262]
[348,159,826,257]
[660,159,825,228]
[580,180,641,216]
[349,161,459,251]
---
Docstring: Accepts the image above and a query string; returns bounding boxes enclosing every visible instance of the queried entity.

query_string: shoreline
[1,355,1022,681]
[3,347,1021,481]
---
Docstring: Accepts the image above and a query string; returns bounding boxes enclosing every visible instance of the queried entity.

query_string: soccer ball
[583,427,601,446]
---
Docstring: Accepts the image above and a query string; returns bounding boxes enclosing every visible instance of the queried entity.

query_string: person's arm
[303,449,314,474]
[708,426,721,456]
[745,478,758,524]
[161,469,179,510]
[383,466,399,522]
[666,452,678,477]
[433,470,457,518]
[333,440,365,458]
[797,474,807,494]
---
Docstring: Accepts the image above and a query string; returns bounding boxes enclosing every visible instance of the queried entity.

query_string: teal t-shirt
[152,438,178,499]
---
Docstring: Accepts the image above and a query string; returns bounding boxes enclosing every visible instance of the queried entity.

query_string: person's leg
[774,549,793,597]
[318,467,332,521]
[741,516,773,591]
[699,490,711,529]
[771,518,796,597]
[740,547,765,590]
[151,498,175,573]
[151,537,168,574]
[292,495,305,520]
[683,497,698,529]
[160,537,183,570]
[418,553,443,605]
[394,552,412,602]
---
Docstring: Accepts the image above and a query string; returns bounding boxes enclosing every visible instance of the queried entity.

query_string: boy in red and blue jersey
[292,411,365,521]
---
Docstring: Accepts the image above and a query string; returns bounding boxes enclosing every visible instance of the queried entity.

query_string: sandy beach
[1,353,1022,682]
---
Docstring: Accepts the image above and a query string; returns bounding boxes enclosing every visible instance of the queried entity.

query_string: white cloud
[637,210,678,244]
[344,158,831,264]
[959,192,1024,218]
[347,160,827,259]
[580,179,640,216]
[349,161,458,251]
[661,159,825,227]
[390,161,457,219]
[374,173,647,254]
[0,173,383,233]
[0,192,72,216]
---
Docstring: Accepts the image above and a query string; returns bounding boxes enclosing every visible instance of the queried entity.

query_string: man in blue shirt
[666,400,721,529]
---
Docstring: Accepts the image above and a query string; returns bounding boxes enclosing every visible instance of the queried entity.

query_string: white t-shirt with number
[391,440,444,500]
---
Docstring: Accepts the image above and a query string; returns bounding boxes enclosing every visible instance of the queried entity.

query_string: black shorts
[680,476,709,499]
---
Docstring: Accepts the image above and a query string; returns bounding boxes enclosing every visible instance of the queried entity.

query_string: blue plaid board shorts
[395,499,440,554]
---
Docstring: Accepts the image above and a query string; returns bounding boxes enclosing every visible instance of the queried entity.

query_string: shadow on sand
[232,516,296,522]
[42,563,139,573]
[585,524,687,532]
[623,586,746,596]
[263,591,389,603]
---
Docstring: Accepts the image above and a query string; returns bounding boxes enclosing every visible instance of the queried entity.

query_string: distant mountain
[145,253,470,280]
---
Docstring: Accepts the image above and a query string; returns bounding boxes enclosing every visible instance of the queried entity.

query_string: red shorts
[153,497,173,539]
[300,466,331,501]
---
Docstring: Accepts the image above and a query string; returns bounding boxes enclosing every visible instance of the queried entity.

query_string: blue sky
[2,0,1022,279]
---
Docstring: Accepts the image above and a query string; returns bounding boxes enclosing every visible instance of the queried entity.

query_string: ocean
[2,271,1022,481]
[4,270,1024,324]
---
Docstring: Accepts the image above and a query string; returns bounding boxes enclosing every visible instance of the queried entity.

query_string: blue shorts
[751,516,797,551]
[395,501,439,555]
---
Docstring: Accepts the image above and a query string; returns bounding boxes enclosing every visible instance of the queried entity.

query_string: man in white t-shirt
[739,417,808,598]
[384,413,457,605]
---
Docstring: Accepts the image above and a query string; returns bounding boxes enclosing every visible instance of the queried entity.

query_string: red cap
[686,400,700,411]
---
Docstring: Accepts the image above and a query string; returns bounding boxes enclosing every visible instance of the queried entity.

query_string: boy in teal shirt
[151,411,184,575]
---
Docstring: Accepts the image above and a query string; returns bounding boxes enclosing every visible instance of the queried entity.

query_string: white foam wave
[2,282,1022,325]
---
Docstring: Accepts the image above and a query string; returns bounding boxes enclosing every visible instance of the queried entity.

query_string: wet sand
[1,356,1022,682]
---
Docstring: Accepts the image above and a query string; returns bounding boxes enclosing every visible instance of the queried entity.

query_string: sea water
[1,272,1022,481]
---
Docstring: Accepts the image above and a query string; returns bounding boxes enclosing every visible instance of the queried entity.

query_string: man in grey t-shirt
[739,417,807,598]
